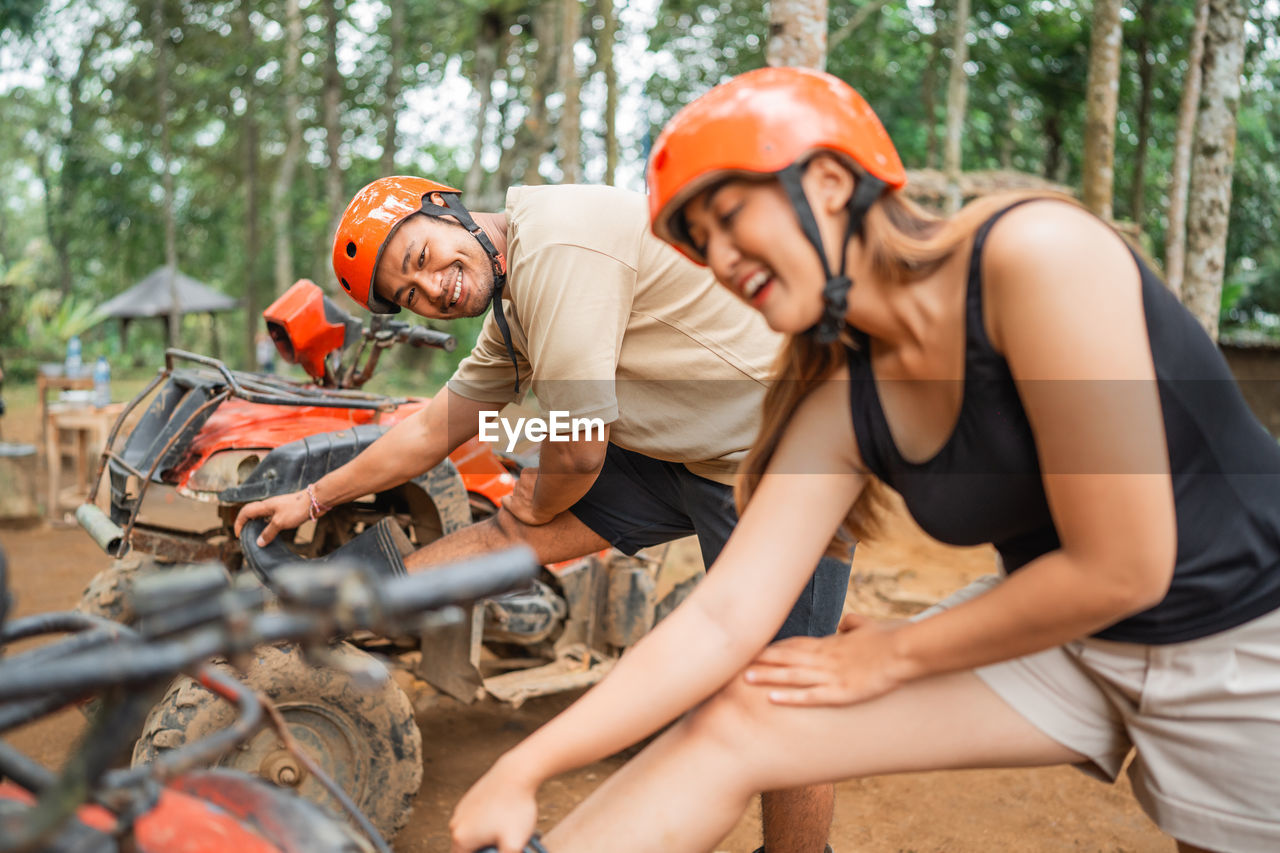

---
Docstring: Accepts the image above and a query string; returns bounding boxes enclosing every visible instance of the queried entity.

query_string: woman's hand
[743,613,911,707]
[450,758,540,853]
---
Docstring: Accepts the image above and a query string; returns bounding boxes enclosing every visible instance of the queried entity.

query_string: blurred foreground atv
[74,279,702,838]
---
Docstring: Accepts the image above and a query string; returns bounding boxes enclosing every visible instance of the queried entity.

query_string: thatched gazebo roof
[96,265,238,356]
[97,266,238,318]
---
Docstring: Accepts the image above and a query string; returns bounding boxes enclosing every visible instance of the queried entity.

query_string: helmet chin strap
[420,192,522,394]
[776,164,886,345]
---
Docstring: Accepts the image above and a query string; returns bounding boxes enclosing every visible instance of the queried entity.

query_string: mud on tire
[132,642,423,841]
[76,553,159,625]
[76,554,169,730]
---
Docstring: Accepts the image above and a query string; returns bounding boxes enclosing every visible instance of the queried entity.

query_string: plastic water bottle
[92,356,111,408]
[65,336,83,378]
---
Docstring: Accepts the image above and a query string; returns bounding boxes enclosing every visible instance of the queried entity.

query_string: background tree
[1125,0,1156,230]
[321,0,344,291]
[380,0,405,175]
[599,0,619,185]
[941,0,970,213]
[1165,0,1210,298]
[272,0,304,296]
[767,0,827,68]
[557,0,582,182]
[239,0,261,362]
[153,0,180,346]
[1183,0,1249,339]
[1081,0,1123,219]
[1,0,1277,382]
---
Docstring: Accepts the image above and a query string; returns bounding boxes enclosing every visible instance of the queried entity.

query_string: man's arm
[500,426,611,526]
[234,388,495,545]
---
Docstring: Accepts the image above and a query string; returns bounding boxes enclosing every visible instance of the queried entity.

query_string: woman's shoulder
[973,199,1141,356]
[773,362,864,472]
[978,198,1124,277]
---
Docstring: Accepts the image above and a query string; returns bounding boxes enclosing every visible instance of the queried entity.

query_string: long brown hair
[734,182,1079,550]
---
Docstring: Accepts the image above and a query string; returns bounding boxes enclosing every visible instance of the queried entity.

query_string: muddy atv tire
[76,555,170,731]
[76,553,158,625]
[132,642,423,840]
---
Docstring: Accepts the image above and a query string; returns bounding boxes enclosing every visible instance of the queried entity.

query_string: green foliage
[0,0,1276,364]
[0,0,44,35]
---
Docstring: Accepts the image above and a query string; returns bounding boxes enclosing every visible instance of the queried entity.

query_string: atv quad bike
[75,280,701,839]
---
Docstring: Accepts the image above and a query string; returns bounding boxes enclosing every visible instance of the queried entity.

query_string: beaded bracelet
[306,483,331,522]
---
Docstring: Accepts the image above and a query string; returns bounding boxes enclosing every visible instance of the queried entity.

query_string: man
[236,176,849,853]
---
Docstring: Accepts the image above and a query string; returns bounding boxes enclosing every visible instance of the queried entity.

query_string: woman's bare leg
[544,669,1085,853]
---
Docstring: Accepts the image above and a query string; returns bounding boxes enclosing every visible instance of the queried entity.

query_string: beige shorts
[920,575,1280,852]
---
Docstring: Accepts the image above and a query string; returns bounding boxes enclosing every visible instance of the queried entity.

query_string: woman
[450,67,1280,853]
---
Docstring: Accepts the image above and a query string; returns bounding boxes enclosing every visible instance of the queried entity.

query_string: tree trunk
[34,153,67,296]
[323,0,344,290]
[599,0,618,185]
[1127,0,1156,229]
[999,93,1016,169]
[1164,0,1209,298]
[466,12,503,198]
[557,0,582,182]
[922,1,948,170]
[1043,109,1064,181]
[240,0,260,368]
[767,0,828,69]
[50,30,102,297]
[1183,0,1247,340]
[153,0,180,347]
[380,0,404,175]
[272,0,303,295]
[942,0,970,214]
[1081,0,1124,219]
[499,2,557,188]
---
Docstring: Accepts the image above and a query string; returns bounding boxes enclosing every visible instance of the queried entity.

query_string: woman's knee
[683,669,775,752]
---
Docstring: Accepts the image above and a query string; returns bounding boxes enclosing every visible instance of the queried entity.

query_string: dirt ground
[0,399,1173,852]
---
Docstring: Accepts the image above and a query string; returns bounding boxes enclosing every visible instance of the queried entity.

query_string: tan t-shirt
[448,185,783,484]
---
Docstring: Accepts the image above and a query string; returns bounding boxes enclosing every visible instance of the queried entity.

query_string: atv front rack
[82,349,412,559]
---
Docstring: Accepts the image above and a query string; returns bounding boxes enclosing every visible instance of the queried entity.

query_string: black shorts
[568,444,851,641]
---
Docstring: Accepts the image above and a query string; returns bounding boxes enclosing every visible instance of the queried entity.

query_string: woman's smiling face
[681,157,854,335]
[681,177,825,334]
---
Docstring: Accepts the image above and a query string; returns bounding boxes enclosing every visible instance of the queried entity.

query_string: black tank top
[846,201,1280,643]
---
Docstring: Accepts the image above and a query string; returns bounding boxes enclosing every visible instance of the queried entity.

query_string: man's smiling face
[374,213,496,319]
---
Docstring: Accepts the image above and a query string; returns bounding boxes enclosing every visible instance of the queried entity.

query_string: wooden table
[44,402,125,519]
[37,373,94,452]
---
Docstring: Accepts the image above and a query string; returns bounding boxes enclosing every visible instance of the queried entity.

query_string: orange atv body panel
[175,396,514,509]
[262,280,348,380]
[0,782,283,853]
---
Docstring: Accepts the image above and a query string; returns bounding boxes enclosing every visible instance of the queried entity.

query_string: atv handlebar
[475,838,550,853]
[0,546,538,703]
[0,545,538,852]
[399,323,458,352]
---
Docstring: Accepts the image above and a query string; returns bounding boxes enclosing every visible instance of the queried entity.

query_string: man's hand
[234,491,312,546]
[500,467,558,526]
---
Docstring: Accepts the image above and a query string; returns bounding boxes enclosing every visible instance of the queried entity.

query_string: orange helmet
[648,66,906,264]
[332,175,522,390]
[332,176,468,314]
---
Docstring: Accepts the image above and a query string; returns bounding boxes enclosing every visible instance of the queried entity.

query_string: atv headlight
[184,450,267,495]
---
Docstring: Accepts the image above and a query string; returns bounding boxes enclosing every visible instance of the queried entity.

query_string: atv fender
[219,424,470,536]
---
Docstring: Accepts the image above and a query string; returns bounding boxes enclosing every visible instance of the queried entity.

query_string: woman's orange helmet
[331,176,462,314]
[648,66,907,265]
